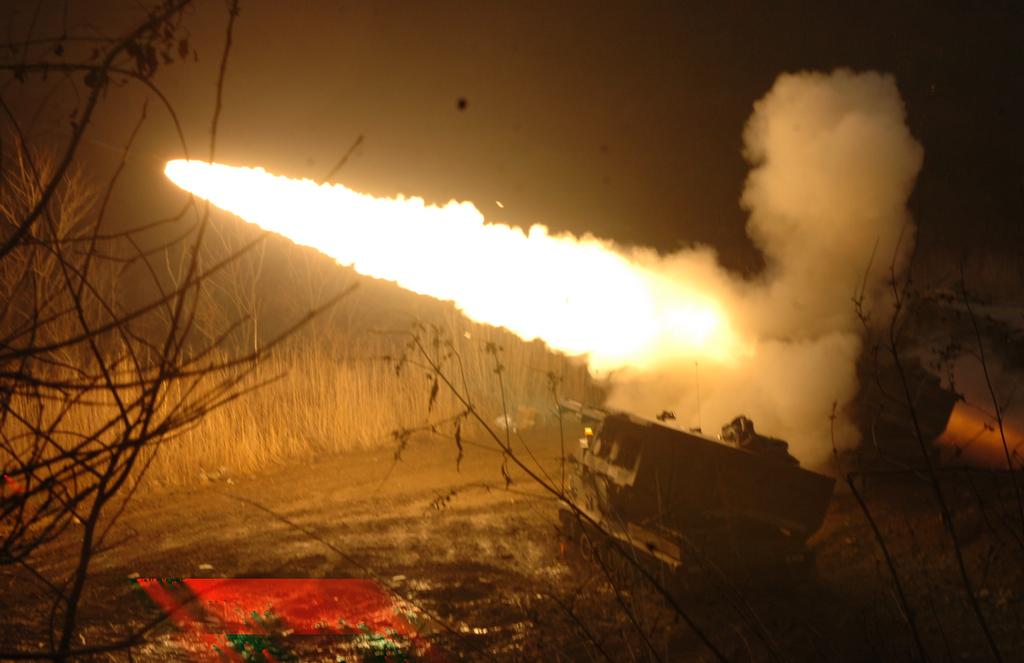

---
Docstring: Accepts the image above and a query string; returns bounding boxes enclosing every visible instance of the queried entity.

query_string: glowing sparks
[164,160,737,370]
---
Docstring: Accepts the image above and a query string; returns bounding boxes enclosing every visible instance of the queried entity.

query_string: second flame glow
[164,160,738,371]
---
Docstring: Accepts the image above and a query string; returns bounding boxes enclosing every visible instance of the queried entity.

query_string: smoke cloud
[608,69,924,466]
[164,69,924,468]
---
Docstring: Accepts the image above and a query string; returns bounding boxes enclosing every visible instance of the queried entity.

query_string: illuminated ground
[4,426,1024,661]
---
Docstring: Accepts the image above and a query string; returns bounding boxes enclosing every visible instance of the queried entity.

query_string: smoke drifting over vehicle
[610,69,924,465]
[166,69,924,467]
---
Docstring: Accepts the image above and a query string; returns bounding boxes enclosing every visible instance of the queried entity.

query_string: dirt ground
[4,424,1024,661]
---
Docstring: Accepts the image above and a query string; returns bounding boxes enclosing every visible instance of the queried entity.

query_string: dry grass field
[139,318,595,488]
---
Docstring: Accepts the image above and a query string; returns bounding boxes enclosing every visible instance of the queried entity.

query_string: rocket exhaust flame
[164,160,737,371]
[164,70,926,466]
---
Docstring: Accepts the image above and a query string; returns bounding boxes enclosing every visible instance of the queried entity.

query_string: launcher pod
[560,407,836,578]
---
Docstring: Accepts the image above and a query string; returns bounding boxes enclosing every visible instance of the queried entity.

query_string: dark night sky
[4,0,1024,276]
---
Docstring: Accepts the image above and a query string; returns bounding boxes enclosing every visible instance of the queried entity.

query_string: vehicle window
[615,436,641,468]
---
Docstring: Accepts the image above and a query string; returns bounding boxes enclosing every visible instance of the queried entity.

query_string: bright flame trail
[164,160,736,370]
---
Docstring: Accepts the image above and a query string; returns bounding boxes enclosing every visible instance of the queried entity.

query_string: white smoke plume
[163,69,923,467]
[608,69,924,466]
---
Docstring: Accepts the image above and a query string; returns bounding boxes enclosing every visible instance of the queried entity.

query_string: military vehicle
[558,403,836,580]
